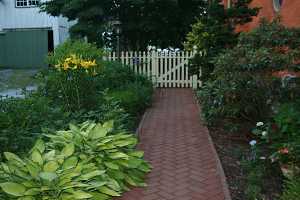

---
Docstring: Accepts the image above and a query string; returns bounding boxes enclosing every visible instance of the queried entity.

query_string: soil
[209,123,283,200]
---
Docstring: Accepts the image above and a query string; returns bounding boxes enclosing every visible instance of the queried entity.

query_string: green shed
[0,29,53,69]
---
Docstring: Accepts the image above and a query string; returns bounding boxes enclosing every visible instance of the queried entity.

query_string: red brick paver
[117,89,231,200]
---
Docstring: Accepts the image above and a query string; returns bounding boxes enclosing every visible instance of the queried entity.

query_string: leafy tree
[41,0,205,49]
[185,0,259,79]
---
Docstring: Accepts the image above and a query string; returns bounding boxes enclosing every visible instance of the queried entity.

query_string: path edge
[193,91,232,200]
[135,108,150,138]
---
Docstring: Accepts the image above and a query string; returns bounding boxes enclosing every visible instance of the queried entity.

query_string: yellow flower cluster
[55,54,97,71]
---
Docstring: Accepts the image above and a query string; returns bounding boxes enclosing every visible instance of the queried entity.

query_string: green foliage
[280,177,300,200]
[0,40,153,158]
[0,143,110,199]
[73,93,135,131]
[185,0,259,78]
[198,21,300,124]
[240,145,281,200]
[108,82,153,117]
[243,162,264,200]
[271,102,300,166]
[0,121,151,199]
[0,96,69,156]
[47,40,103,66]
[46,121,150,196]
[40,40,104,112]
[41,0,205,49]
[96,61,151,91]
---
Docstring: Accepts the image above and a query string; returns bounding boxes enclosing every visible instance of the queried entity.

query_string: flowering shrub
[251,101,300,180]
[271,103,300,167]
[39,40,103,111]
[54,54,97,73]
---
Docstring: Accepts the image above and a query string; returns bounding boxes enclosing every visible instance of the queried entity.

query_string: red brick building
[223,0,300,31]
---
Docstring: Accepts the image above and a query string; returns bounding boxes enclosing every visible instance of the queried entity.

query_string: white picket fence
[104,51,201,88]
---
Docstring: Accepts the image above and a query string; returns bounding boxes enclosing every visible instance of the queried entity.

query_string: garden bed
[209,123,283,200]
[0,40,153,199]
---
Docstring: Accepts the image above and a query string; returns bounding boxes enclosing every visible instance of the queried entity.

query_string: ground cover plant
[0,121,150,199]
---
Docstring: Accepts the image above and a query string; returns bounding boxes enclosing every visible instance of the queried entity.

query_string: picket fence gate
[104,51,201,88]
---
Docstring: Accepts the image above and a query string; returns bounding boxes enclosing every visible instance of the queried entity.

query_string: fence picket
[105,50,197,88]
[142,51,147,76]
[172,53,176,87]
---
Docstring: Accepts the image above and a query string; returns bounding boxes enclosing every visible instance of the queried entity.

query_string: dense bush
[47,40,103,66]
[96,61,151,91]
[272,102,300,166]
[0,121,150,199]
[108,82,153,117]
[253,101,300,170]
[198,20,300,124]
[40,40,152,114]
[184,0,258,79]
[40,40,103,111]
[281,177,300,200]
[0,96,69,156]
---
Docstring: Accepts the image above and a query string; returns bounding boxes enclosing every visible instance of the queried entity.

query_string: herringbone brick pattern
[116,89,231,200]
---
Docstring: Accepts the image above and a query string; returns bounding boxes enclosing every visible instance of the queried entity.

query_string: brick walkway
[117,89,231,200]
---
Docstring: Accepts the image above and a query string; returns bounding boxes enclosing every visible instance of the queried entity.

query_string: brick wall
[223,0,300,31]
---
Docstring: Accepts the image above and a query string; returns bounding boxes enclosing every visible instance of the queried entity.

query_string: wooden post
[192,75,198,89]
[151,51,157,87]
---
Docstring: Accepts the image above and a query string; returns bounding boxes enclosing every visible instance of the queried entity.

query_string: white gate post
[192,75,198,89]
[151,51,158,87]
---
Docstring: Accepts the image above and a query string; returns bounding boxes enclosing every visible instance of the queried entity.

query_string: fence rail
[104,51,201,88]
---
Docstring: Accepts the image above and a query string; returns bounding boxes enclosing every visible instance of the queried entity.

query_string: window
[273,0,283,12]
[16,0,39,8]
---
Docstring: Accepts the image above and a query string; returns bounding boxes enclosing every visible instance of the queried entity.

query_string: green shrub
[108,82,153,117]
[40,40,104,112]
[96,61,150,91]
[272,102,300,166]
[198,20,300,124]
[0,121,151,199]
[0,96,68,156]
[47,39,103,66]
[280,177,300,200]
[74,94,135,131]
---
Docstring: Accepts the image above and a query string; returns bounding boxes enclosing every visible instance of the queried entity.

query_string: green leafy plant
[0,121,151,199]
[280,177,300,200]
[185,0,259,79]
[198,20,300,124]
[0,139,115,199]
[270,102,300,166]
[108,82,153,117]
[47,40,103,66]
[0,96,69,156]
[46,121,151,193]
[39,40,104,112]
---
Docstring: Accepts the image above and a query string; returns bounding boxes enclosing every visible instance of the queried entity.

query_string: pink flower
[278,148,289,155]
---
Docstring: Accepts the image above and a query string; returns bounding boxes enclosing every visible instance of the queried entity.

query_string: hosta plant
[46,121,151,193]
[0,139,118,200]
[0,121,151,199]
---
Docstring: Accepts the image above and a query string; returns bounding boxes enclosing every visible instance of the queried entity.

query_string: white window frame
[15,0,39,8]
[273,0,283,12]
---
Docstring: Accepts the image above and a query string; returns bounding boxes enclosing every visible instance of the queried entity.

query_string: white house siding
[0,0,73,46]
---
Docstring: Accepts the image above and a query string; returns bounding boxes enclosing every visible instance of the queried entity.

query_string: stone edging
[135,105,151,138]
[193,91,232,200]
